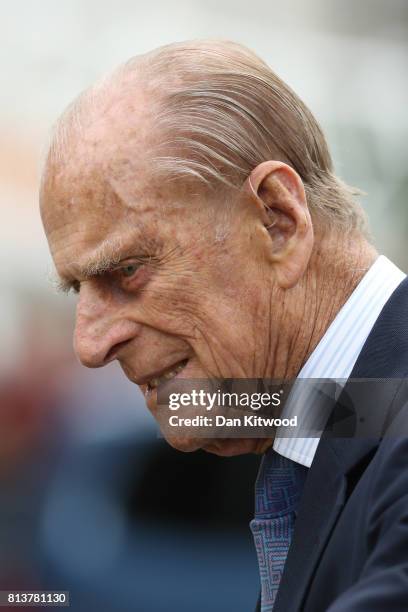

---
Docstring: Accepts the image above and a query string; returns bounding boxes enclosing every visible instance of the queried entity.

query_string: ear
[243,160,314,289]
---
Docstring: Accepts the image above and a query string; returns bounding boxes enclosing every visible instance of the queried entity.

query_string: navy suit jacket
[256,275,408,611]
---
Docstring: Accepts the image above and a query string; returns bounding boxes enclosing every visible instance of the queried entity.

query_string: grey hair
[50,39,369,234]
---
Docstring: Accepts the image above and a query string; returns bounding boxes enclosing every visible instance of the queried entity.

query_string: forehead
[41,152,166,278]
[40,148,209,284]
[40,96,222,277]
[41,83,156,225]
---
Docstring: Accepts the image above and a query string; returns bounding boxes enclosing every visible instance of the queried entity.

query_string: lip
[127,358,189,387]
[137,358,189,413]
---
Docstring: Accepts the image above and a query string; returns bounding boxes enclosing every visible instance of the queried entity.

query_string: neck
[270,230,377,380]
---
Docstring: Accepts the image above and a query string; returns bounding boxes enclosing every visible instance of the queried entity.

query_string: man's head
[40,40,372,456]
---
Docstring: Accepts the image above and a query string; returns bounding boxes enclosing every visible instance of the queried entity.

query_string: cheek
[142,286,254,362]
[125,235,260,346]
[138,276,208,334]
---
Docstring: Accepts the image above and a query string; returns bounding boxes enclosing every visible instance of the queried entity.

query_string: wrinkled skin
[40,103,375,456]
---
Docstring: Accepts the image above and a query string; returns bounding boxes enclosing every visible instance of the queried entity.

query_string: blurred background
[1,1,407,610]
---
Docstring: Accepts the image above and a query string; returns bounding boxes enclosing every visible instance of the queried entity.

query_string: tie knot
[254,449,308,519]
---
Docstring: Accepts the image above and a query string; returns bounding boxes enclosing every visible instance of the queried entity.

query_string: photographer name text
[168,415,298,427]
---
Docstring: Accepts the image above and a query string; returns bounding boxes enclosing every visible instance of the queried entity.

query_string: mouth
[137,358,189,392]
[147,358,189,391]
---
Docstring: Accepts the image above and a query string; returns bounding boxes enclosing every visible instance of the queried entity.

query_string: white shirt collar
[273,255,406,467]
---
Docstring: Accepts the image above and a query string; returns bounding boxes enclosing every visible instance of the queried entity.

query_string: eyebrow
[54,236,138,293]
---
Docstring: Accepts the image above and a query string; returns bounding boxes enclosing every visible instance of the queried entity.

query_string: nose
[73,284,140,368]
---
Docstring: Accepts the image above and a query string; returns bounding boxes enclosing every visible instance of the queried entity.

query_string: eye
[120,263,139,278]
[113,258,151,292]
[57,278,81,295]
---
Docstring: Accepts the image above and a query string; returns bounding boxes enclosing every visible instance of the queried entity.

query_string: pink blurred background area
[1,1,407,610]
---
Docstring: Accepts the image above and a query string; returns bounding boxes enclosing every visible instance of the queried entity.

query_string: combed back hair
[52,39,368,234]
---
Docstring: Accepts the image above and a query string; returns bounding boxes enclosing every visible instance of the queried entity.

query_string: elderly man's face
[40,131,292,456]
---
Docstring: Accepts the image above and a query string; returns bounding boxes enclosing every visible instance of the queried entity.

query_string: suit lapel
[274,276,408,611]
[273,437,377,612]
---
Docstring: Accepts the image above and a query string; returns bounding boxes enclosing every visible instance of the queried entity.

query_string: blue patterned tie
[250,449,308,611]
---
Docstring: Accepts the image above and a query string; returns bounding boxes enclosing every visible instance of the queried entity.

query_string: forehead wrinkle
[106,173,136,211]
[106,146,179,217]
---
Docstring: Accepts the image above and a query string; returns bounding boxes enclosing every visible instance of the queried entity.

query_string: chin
[165,436,207,453]
[164,435,273,456]
[201,438,266,457]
